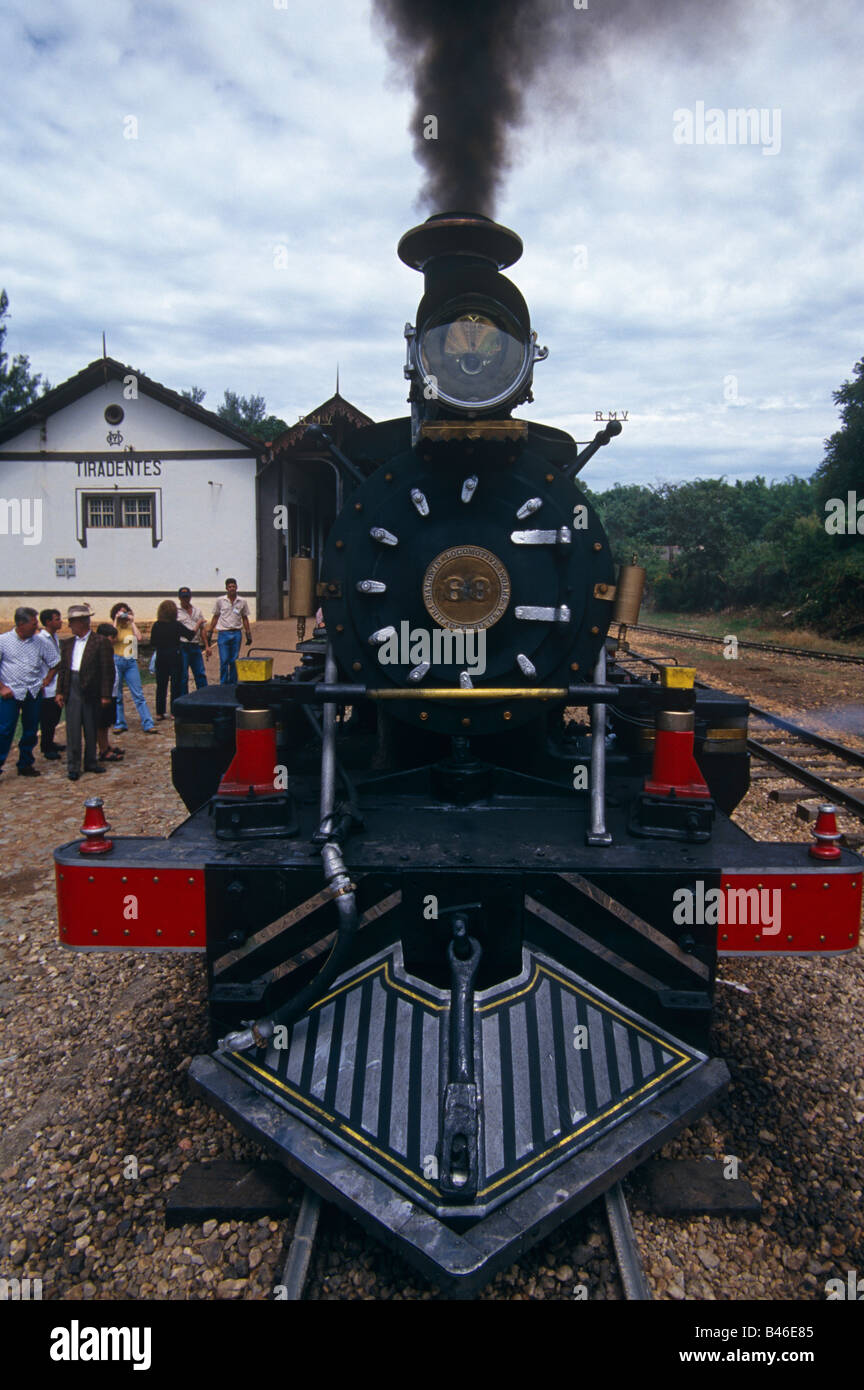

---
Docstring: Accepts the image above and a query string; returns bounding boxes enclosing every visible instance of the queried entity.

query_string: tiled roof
[0,357,262,450]
[268,392,374,452]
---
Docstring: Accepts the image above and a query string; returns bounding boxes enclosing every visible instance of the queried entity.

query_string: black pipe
[263,848,359,1032]
[217,841,358,1052]
[303,424,366,487]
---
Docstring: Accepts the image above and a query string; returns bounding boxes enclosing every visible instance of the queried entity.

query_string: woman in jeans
[95,624,126,761]
[110,602,156,735]
[149,599,187,719]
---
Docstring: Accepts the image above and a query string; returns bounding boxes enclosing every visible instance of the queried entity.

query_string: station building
[0,356,376,630]
[0,357,261,626]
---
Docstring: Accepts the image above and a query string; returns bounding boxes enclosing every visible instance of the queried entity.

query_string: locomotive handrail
[233,678,699,710]
[246,645,304,656]
[303,683,620,702]
[366,685,618,701]
[565,419,624,479]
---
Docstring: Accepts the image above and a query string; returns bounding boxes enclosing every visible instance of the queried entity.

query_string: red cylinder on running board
[79,797,114,855]
[809,804,842,861]
[217,709,280,798]
[643,710,710,800]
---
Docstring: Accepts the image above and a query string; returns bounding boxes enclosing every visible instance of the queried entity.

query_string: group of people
[0,580,253,784]
[141,579,253,717]
[0,603,115,782]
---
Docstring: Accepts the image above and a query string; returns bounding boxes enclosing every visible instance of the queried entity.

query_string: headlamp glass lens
[419,298,528,408]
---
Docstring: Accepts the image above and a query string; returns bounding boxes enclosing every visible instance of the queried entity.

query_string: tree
[813,356,864,543]
[586,482,669,553]
[583,386,864,631]
[181,385,206,404]
[217,388,288,442]
[218,389,266,429]
[0,289,51,421]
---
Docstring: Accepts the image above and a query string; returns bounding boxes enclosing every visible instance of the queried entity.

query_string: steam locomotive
[55,214,862,1292]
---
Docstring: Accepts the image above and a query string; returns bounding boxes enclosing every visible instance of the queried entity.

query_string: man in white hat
[0,606,60,780]
[55,605,115,781]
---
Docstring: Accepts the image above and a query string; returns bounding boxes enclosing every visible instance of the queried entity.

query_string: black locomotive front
[323,213,613,741]
[54,214,863,1293]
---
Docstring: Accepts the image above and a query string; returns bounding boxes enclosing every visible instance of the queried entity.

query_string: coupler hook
[438,915,482,1200]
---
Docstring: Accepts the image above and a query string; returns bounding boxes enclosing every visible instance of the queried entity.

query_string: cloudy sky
[2,0,862,490]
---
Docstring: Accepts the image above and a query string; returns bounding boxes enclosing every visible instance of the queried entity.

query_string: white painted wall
[0,377,258,624]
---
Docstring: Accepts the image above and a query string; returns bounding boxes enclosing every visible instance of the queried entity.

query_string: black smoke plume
[373,0,744,217]
[373,0,548,216]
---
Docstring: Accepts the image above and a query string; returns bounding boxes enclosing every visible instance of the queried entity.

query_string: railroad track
[746,706,864,819]
[279,1187,322,1299]
[637,623,864,667]
[279,1181,651,1300]
[620,648,864,820]
[603,1182,652,1300]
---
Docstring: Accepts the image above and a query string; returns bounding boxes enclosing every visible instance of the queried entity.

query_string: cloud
[1,0,861,484]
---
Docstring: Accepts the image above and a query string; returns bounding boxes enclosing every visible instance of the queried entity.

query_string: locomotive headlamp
[415,297,533,413]
[400,213,547,429]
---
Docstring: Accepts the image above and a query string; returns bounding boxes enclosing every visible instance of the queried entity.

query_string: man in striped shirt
[0,606,59,779]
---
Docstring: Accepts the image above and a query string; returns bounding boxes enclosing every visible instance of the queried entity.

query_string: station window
[76,488,162,549]
[86,496,116,528]
[84,493,154,529]
[121,496,153,528]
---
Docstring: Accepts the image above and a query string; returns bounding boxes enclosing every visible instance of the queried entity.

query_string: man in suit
[55,604,115,781]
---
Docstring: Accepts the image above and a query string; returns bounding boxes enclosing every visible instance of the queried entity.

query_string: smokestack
[398,211,523,293]
[398,211,543,434]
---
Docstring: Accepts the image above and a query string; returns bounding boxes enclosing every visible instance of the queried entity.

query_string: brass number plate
[422,545,511,630]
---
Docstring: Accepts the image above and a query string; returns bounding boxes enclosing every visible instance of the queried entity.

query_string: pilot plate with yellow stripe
[214,942,706,1220]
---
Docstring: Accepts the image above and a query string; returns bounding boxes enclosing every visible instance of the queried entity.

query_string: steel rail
[621,646,864,816]
[636,623,864,666]
[288,1179,654,1300]
[604,1182,652,1300]
[747,704,864,769]
[280,1187,322,1300]
[746,737,864,817]
[623,647,864,770]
